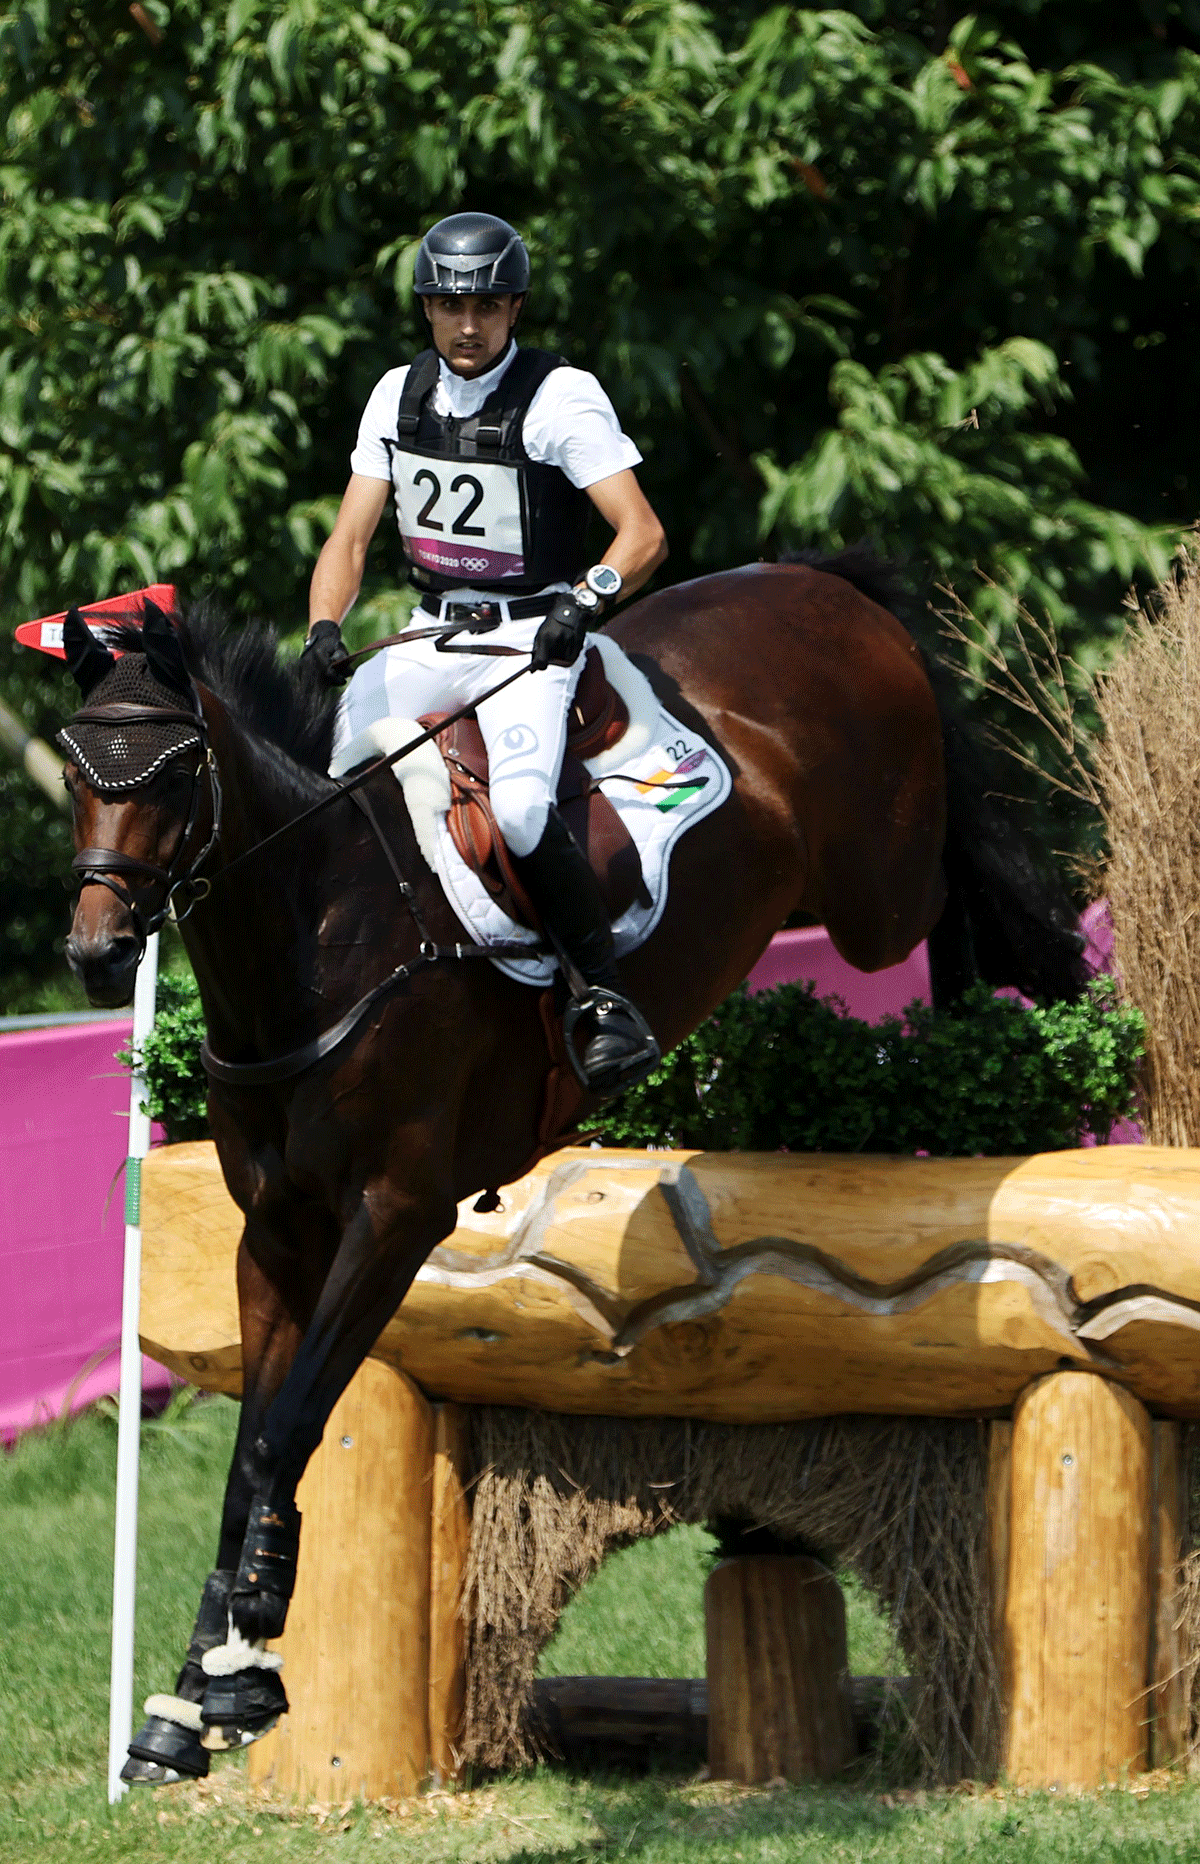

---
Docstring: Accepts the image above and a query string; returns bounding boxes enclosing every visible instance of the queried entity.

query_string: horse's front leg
[123,1234,308,1785]
[197,1182,458,1749]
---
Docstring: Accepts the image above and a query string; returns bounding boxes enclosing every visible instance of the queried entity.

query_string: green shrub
[595,979,1144,1154]
[133,972,1143,1156]
[127,972,210,1143]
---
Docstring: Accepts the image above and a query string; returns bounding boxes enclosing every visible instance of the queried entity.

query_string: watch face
[586,564,623,599]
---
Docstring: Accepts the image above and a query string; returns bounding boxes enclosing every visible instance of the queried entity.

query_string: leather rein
[66,658,539,1090]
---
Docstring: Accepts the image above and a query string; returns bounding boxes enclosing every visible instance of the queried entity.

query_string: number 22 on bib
[395,459,523,583]
[387,348,591,595]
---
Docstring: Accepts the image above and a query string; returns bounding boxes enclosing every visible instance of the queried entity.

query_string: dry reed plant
[935,583,1102,826]
[1092,555,1200,1144]
[461,1408,998,1784]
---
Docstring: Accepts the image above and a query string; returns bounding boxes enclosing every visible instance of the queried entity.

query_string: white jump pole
[107,931,159,1803]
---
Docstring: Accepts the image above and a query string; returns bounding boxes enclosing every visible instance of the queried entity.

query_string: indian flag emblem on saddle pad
[637,747,711,811]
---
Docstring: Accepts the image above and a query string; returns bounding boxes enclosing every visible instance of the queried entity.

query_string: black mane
[104,602,336,774]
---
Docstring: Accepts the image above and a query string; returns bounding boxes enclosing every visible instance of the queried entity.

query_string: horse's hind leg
[122,1240,305,1784]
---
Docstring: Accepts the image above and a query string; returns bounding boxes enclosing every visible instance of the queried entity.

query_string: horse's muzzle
[65,928,142,1007]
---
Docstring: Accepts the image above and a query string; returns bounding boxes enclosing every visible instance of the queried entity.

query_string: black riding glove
[300,618,352,687]
[531,591,588,672]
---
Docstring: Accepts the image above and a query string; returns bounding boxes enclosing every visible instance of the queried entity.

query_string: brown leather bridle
[67,699,223,954]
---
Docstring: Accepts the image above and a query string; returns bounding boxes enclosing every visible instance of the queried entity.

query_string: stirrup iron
[563,986,661,1094]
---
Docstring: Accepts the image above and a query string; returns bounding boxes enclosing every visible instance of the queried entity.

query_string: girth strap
[201,779,536,1090]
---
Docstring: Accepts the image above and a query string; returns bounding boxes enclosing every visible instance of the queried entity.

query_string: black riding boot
[513,810,661,1096]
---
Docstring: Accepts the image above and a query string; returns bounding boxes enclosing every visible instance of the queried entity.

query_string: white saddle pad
[329,634,732,987]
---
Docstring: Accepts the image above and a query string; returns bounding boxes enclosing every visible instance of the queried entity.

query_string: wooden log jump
[139,1143,1200,1796]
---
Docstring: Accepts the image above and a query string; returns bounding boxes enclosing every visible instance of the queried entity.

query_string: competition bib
[392,455,525,582]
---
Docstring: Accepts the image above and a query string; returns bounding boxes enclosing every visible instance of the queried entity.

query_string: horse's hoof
[123,1708,211,1783]
[199,1712,282,1753]
[200,1667,288,1751]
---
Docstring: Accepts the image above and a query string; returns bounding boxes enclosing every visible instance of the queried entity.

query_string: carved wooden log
[705,1556,856,1783]
[247,1360,434,1800]
[142,1141,1200,1420]
[1001,1372,1154,1789]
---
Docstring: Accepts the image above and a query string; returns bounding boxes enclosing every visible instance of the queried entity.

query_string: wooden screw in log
[1002,1371,1153,1789]
[249,1359,434,1800]
[705,1556,856,1783]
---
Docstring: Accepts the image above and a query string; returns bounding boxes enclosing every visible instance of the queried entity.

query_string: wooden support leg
[248,1358,434,1801]
[1002,1371,1153,1789]
[979,1418,1013,1776]
[427,1404,472,1784]
[1150,1421,1188,1768]
[705,1555,856,1784]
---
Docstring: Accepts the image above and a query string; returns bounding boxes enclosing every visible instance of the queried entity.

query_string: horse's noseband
[65,699,223,947]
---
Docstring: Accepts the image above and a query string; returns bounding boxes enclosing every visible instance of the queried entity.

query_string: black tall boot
[513,810,660,1095]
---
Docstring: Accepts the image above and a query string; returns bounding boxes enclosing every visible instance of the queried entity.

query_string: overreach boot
[513,810,660,1095]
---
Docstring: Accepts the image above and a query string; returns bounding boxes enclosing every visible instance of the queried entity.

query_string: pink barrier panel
[0,1017,171,1442]
[746,924,932,1018]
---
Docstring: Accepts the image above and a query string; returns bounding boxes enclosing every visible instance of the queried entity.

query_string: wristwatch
[585,563,623,603]
[573,564,624,614]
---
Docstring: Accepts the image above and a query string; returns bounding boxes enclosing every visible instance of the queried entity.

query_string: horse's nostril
[66,933,142,1006]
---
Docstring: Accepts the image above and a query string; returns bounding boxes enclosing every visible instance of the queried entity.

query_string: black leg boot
[122,1569,235,1784]
[513,810,661,1095]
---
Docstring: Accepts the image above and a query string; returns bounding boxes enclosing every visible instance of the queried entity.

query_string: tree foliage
[3,0,1200,993]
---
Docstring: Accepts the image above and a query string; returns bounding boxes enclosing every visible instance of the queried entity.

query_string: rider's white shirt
[349,340,642,491]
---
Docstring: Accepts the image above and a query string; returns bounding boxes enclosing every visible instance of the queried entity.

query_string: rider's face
[423,293,523,377]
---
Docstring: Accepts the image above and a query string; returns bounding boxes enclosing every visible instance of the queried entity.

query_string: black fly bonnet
[58,602,220,945]
[57,651,203,790]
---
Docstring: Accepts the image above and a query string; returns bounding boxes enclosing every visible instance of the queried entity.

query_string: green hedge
[134,973,1143,1156]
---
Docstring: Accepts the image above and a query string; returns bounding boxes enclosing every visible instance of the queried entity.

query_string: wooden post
[248,1359,434,1800]
[705,1556,856,1784]
[978,1418,1012,1775]
[1150,1421,1188,1767]
[427,1404,472,1783]
[1002,1371,1154,1789]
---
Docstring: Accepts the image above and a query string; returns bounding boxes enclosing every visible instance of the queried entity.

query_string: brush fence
[141,1143,1200,1797]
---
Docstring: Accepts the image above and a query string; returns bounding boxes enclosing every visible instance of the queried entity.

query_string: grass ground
[4,1393,1200,1861]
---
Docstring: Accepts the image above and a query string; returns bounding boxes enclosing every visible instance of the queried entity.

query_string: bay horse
[57,550,1082,1783]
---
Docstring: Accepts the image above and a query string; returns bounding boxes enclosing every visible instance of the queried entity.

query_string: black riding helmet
[413,212,530,296]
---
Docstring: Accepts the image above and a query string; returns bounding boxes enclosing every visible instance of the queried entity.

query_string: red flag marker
[14,584,177,660]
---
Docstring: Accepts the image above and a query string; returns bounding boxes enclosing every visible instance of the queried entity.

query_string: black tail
[784,546,1088,1008]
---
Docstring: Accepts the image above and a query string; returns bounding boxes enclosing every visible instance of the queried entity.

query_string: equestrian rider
[304,211,668,1095]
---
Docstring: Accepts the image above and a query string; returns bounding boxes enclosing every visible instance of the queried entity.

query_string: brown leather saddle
[420,648,648,932]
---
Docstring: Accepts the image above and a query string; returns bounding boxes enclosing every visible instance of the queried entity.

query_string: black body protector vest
[387,347,592,596]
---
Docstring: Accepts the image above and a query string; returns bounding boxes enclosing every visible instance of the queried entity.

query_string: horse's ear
[141,600,190,694]
[62,606,116,697]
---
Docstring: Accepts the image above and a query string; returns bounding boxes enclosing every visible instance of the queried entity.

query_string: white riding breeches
[330,614,587,858]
